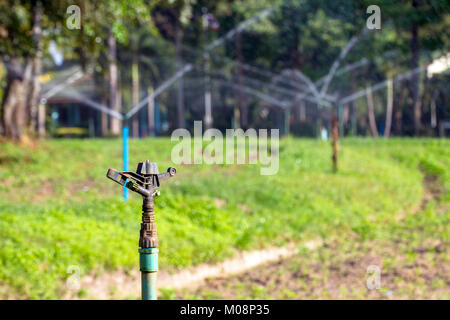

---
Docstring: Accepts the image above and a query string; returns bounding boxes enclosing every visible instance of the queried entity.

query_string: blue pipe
[122,125,129,201]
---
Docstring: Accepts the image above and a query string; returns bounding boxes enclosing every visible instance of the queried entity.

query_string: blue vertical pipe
[122,125,129,201]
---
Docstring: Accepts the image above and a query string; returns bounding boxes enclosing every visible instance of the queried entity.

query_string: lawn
[0,137,448,299]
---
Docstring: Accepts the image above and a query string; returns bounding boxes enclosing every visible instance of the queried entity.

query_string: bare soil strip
[178,238,449,300]
[73,240,321,299]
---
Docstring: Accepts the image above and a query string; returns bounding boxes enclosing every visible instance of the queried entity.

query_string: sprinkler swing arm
[106,161,176,300]
[107,166,176,197]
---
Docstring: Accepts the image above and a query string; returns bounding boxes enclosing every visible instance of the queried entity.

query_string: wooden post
[332,109,338,172]
[38,103,46,138]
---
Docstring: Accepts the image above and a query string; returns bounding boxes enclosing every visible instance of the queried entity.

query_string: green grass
[0,137,448,299]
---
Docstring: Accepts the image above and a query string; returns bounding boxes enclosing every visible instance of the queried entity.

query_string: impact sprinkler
[106,161,176,300]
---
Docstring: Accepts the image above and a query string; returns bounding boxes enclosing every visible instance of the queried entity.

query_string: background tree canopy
[0,0,449,140]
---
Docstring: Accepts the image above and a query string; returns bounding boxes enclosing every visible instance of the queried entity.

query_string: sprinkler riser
[106,161,176,301]
[140,197,158,248]
[139,247,158,300]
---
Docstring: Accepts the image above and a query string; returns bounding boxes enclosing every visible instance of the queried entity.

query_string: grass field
[0,137,448,299]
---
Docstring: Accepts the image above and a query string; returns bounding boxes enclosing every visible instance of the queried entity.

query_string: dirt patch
[29,180,56,202]
[239,204,253,214]
[177,239,449,300]
[0,177,14,187]
[421,173,445,209]
[65,241,322,299]
[396,169,446,222]
[213,198,227,208]
[69,179,100,196]
[2,178,103,203]
[63,268,140,300]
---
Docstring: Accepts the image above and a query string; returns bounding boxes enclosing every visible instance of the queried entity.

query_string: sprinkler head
[106,161,176,198]
[136,160,159,175]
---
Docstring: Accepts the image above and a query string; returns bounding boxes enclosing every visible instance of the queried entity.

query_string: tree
[152,0,193,129]
[0,0,69,141]
[77,0,152,136]
[380,0,450,135]
[366,86,380,137]
[0,0,153,141]
[118,24,170,136]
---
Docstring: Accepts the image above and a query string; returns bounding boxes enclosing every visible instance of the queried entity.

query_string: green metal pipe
[139,248,159,300]
[141,272,157,300]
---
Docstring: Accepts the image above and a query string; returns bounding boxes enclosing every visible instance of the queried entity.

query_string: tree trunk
[1,59,32,141]
[175,19,185,129]
[430,89,438,129]
[394,86,406,135]
[284,108,290,136]
[349,71,357,135]
[2,77,22,140]
[233,106,240,129]
[366,87,379,137]
[38,103,45,138]
[108,29,120,135]
[132,116,139,138]
[132,54,140,137]
[351,102,357,136]
[147,87,155,136]
[27,0,43,134]
[1,1,42,141]
[95,71,108,136]
[384,78,393,138]
[344,104,350,123]
[411,0,421,136]
[236,31,247,129]
[101,94,108,136]
[331,109,338,172]
[299,100,306,121]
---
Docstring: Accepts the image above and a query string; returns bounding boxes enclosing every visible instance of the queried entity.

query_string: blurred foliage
[1,0,449,138]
